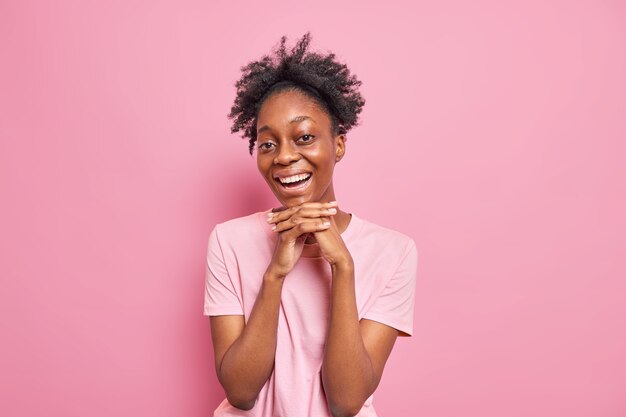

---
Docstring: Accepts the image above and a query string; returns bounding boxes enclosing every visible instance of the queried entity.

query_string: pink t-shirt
[204,208,418,417]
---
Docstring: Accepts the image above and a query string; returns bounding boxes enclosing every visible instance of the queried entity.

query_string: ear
[335,134,346,162]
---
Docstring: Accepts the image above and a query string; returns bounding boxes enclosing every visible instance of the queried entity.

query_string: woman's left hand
[311,208,354,268]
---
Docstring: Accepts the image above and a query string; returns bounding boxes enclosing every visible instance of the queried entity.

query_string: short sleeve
[203,224,244,316]
[362,238,418,336]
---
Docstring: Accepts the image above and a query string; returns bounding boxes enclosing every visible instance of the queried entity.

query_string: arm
[321,261,399,417]
[209,268,285,410]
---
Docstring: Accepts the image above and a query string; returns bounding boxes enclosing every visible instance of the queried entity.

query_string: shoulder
[354,214,416,254]
[213,210,264,234]
[209,210,270,250]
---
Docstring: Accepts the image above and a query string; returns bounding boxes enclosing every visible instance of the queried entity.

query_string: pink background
[1,1,625,416]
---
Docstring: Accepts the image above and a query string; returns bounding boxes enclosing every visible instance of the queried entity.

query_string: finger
[268,206,337,224]
[272,200,338,215]
[272,216,331,234]
[271,216,324,233]
[268,201,338,224]
[270,202,329,218]
[279,218,331,240]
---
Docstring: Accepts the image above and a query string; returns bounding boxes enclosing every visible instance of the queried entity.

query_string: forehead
[256,90,330,128]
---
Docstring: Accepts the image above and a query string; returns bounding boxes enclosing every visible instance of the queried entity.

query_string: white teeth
[279,173,311,184]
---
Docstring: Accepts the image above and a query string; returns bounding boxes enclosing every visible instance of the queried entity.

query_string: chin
[282,198,307,208]
[277,196,312,208]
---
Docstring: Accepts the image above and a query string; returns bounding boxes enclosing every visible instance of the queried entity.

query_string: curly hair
[227,32,366,156]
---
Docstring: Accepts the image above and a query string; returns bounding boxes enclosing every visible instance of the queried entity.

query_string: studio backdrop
[1,1,625,416]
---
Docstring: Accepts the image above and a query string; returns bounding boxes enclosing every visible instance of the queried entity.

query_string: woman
[204,32,418,417]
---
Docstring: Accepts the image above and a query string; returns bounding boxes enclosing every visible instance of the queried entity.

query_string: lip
[274,172,313,196]
[273,169,312,180]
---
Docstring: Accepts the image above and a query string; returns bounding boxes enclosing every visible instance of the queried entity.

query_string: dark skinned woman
[204,32,418,417]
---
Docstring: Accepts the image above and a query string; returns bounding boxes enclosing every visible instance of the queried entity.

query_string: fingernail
[328,208,337,214]
[323,221,330,226]
[271,225,276,230]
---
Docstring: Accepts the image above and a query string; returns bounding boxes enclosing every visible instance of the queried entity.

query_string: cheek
[256,156,267,172]
[308,145,334,163]
[310,155,336,180]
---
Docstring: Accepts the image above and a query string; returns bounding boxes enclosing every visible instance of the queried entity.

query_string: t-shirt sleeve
[203,224,244,316]
[362,238,418,336]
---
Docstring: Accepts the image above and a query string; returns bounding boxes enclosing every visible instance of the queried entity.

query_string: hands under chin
[311,215,354,268]
[267,201,354,276]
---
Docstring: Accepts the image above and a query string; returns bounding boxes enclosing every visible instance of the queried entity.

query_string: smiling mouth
[275,173,313,191]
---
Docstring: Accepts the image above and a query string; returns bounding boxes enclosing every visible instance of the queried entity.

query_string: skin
[209,89,399,417]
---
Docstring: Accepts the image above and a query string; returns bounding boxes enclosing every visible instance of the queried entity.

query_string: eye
[299,134,315,143]
[258,141,274,151]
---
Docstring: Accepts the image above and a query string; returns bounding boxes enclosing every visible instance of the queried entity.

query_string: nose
[273,141,301,165]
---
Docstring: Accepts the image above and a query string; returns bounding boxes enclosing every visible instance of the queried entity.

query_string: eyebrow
[257,115,315,134]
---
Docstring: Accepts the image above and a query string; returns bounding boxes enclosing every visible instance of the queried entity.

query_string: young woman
[204,32,418,417]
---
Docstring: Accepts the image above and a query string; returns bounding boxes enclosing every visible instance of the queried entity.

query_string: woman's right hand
[266,201,339,278]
